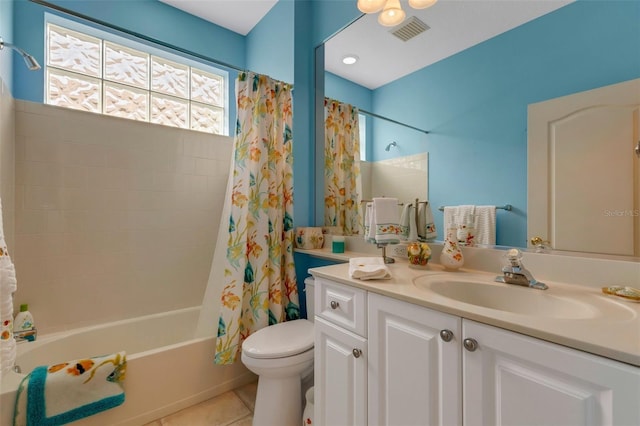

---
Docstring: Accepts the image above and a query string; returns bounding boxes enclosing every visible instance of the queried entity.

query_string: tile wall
[0,79,15,251]
[13,101,232,333]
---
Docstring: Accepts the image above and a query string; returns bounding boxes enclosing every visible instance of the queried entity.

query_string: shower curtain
[324,98,361,235]
[215,72,299,365]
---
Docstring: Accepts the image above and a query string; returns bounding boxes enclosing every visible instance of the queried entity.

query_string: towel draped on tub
[14,351,126,426]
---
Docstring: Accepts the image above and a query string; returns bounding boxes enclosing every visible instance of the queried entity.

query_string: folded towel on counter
[417,202,437,241]
[371,198,400,244]
[14,351,127,426]
[349,257,392,280]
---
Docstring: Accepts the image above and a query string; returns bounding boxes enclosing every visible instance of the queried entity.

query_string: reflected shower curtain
[215,72,299,365]
[324,98,361,235]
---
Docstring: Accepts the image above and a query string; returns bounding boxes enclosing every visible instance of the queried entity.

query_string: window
[358,113,367,160]
[45,20,228,135]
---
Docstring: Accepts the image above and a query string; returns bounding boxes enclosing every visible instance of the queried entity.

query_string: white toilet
[241,278,315,426]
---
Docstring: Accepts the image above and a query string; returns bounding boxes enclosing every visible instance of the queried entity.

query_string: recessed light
[342,55,359,65]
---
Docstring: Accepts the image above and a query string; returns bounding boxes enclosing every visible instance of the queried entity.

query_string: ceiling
[159,0,574,89]
[159,0,278,35]
[326,0,575,89]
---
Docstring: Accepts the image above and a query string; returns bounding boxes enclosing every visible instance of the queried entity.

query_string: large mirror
[318,0,640,258]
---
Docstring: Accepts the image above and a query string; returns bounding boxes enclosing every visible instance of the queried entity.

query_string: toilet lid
[242,319,314,359]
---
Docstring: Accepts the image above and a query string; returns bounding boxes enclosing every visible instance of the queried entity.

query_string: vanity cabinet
[314,278,368,426]
[463,320,640,426]
[313,277,640,426]
[368,293,462,426]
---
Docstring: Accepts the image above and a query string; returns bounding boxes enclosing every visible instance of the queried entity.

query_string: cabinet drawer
[315,278,367,337]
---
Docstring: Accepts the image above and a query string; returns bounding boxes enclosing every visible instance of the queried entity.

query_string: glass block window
[45,22,228,135]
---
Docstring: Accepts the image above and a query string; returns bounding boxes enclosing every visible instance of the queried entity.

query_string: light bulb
[408,0,438,9]
[357,0,386,14]
[342,55,359,65]
[378,0,405,27]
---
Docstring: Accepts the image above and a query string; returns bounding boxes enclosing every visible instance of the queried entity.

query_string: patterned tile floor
[143,381,257,426]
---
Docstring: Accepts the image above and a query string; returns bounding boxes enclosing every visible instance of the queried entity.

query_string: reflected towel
[399,204,411,240]
[418,202,437,241]
[475,206,496,245]
[373,198,400,244]
[14,351,127,426]
[349,257,392,280]
[364,202,376,243]
[443,205,496,245]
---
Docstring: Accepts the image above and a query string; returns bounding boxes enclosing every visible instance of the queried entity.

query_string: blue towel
[13,351,126,426]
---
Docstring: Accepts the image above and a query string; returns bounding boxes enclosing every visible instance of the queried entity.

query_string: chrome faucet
[495,249,548,290]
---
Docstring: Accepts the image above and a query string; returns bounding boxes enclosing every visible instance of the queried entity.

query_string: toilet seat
[242,319,314,359]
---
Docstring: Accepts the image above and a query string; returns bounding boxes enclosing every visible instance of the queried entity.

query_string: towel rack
[438,204,512,211]
[360,199,404,206]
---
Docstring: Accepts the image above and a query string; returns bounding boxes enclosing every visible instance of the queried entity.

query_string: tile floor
[143,381,257,426]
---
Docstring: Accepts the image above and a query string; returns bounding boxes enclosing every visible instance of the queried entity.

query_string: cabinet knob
[330,300,339,310]
[463,338,479,352]
[352,348,363,358]
[439,329,454,342]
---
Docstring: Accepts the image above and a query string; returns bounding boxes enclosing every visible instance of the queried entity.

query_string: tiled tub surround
[14,100,233,334]
[0,78,15,251]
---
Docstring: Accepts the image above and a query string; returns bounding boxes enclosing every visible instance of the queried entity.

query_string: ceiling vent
[390,16,429,42]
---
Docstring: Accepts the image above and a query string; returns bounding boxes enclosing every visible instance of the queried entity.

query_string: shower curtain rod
[29,0,247,74]
[358,109,430,135]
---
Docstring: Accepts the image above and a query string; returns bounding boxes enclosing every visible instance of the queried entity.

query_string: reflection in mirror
[319,0,640,258]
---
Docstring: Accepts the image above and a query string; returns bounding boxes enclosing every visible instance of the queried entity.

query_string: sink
[412,274,621,320]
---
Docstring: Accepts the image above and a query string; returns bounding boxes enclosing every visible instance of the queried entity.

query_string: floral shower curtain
[215,72,299,365]
[324,98,361,235]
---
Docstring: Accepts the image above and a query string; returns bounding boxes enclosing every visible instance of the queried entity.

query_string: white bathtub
[0,307,254,425]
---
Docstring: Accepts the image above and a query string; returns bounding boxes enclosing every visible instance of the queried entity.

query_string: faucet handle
[504,248,523,266]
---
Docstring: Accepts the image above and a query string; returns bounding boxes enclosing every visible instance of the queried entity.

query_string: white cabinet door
[315,316,367,426]
[463,320,640,426]
[368,293,462,426]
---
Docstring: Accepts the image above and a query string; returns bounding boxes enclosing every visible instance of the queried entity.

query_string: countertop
[308,260,640,367]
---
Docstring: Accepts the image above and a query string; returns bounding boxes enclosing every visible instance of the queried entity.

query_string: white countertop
[308,260,640,367]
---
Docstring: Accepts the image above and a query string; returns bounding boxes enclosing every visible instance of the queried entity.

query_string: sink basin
[413,274,614,319]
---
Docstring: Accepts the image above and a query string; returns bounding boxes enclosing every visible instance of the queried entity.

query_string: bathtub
[0,307,255,426]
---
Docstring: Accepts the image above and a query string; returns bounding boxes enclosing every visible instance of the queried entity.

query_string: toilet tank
[304,277,315,321]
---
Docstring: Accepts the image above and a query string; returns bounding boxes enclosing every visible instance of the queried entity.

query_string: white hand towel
[373,197,400,244]
[349,257,392,280]
[408,205,419,242]
[443,205,475,233]
[364,202,376,243]
[423,202,437,241]
[418,202,437,241]
[399,204,411,241]
[474,205,496,245]
[443,205,497,245]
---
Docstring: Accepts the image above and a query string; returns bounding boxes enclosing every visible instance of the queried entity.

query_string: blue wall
[12,0,246,103]
[326,0,640,248]
[246,0,294,83]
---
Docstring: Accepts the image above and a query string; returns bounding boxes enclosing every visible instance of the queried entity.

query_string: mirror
[318,0,640,258]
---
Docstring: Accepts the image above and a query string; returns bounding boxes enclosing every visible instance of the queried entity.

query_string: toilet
[241,278,315,426]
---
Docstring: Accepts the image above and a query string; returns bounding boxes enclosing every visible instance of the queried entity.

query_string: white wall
[14,101,232,334]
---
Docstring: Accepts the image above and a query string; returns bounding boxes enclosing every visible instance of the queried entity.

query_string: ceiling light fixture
[342,55,359,65]
[358,0,438,27]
